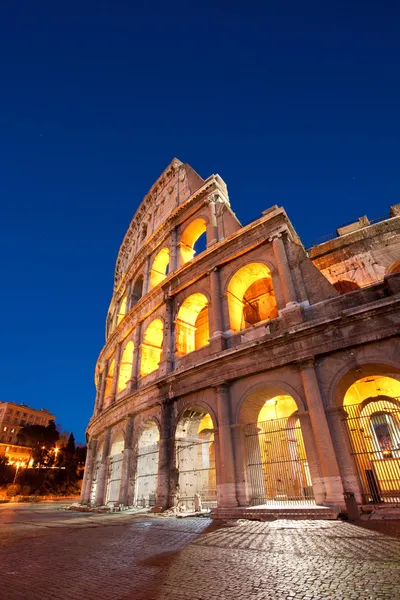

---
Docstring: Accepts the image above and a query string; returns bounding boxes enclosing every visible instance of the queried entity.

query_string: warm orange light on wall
[104,359,115,400]
[176,293,209,356]
[140,319,164,376]
[117,341,134,393]
[149,248,170,290]
[344,376,400,407]
[227,263,278,332]
[179,218,207,265]
[117,296,128,325]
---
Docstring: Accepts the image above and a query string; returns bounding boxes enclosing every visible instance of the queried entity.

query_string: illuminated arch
[116,296,128,326]
[140,319,164,376]
[180,218,207,265]
[117,341,134,393]
[149,248,170,290]
[131,274,144,305]
[176,293,209,356]
[104,359,115,402]
[388,260,400,275]
[227,262,278,332]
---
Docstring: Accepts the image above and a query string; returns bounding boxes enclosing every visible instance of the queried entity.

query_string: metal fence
[244,417,314,505]
[344,399,400,503]
[176,438,217,510]
[105,453,123,505]
[134,445,159,508]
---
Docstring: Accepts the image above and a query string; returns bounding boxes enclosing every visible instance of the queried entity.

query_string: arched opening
[227,263,278,332]
[175,409,216,512]
[175,293,210,357]
[134,421,159,507]
[105,433,124,505]
[241,387,313,506]
[104,359,115,404]
[149,248,170,290]
[117,341,134,393]
[333,280,361,294]
[343,375,400,503]
[116,296,128,326]
[388,260,400,275]
[140,319,163,377]
[180,218,207,265]
[90,441,103,504]
[132,275,144,305]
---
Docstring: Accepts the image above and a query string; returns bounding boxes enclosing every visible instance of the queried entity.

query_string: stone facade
[82,158,400,512]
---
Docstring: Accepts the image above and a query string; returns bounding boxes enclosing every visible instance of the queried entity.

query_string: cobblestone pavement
[1,504,400,600]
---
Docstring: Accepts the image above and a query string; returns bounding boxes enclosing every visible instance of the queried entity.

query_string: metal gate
[105,453,123,505]
[176,438,217,510]
[344,400,400,503]
[244,417,314,505]
[134,444,159,508]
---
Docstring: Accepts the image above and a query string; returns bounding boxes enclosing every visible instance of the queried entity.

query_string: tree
[17,420,59,465]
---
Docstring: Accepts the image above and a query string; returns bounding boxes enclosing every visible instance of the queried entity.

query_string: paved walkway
[1,504,400,600]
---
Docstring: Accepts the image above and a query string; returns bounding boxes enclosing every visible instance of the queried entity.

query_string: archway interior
[344,375,400,503]
[242,388,313,505]
[140,319,163,376]
[180,218,207,265]
[132,275,144,305]
[134,422,160,507]
[150,248,170,290]
[116,295,128,326]
[176,293,210,357]
[104,359,115,404]
[227,263,278,332]
[90,441,104,504]
[105,434,124,505]
[117,341,134,393]
[175,409,216,511]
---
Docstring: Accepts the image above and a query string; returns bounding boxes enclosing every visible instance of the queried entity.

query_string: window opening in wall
[149,248,170,289]
[343,375,400,503]
[175,409,217,512]
[180,218,207,264]
[227,263,278,332]
[132,275,144,305]
[140,319,163,376]
[117,341,134,393]
[134,422,159,508]
[176,293,209,357]
[116,296,128,326]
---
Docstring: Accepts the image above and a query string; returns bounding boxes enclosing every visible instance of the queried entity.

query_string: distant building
[81,158,400,516]
[0,443,31,466]
[0,401,55,446]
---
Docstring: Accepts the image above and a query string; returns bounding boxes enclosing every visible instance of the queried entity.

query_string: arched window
[333,280,360,294]
[227,263,278,332]
[176,293,209,356]
[140,319,164,376]
[149,248,170,290]
[117,341,134,393]
[104,359,115,401]
[131,275,144,305]
[180,218,207,265]
[116,296,128,326]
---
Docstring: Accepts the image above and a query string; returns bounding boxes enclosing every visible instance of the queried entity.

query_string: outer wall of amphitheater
[81,159,400,514]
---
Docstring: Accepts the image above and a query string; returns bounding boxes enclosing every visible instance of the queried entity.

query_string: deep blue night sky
[1,1,399,442]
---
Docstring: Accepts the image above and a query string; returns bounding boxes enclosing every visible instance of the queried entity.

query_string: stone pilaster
[300,360,344,506]
[156,401,173,510]
[207,196,219,246]
[143,255,151,295]
[80,438,98,504]
[271,234,297,307]
[94,428,112,506]
[216,384,238,507]
[96,360,108,415]
[128,325,141,392]
[159,298,174,375]
[297,411,326,505]
[109,342,122,404]
[169,227,178,272]
[209,267,226,352]
[118,415,135,505]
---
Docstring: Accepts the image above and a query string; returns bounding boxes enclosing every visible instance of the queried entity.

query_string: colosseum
[81,158,400,518]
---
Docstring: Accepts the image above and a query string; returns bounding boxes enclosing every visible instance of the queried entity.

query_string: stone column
[271,234,297,307]
[95,428,112,506]
[95,360,108,415]
[118,415,135,505]
[128,325,141,392]
[160,298,174,375]
[326,407,364,503]
[216,384,238,507]
[156,401,173,510]
[143,256,151,295]
[126,280,133,311]
[109,343,122,404]
[169,228,178,272]
[209,267,226,352]
[207,196,219,246]
[297,411,326,505]
[231,424,253,506]
[80,438,98,504]
[300,360,344,506]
